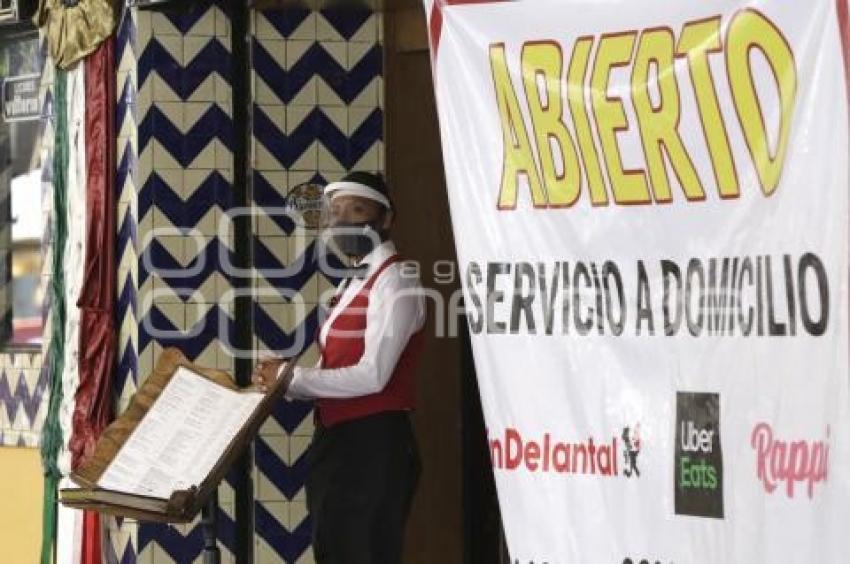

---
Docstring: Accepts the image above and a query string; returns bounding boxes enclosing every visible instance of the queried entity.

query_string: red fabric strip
[70,38,117,471]
[81,511,102,564]
[72,37,117,564]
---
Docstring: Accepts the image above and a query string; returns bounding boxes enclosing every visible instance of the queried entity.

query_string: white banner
[425,1,850,562]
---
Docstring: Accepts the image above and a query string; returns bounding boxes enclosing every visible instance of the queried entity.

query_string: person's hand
[251,357,287,393]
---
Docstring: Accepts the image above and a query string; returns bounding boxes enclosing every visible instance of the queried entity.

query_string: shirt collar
[351,240,397,279]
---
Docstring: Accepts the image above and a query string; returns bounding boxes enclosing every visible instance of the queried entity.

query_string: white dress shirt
[283,240,426,400]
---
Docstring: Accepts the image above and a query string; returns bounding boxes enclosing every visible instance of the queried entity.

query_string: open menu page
[98,366,263,499]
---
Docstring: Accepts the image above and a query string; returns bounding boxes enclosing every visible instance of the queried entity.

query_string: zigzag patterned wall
[107,8,141,564]
[0,32,51,448]
[101,3,384,563]
[251,7,384,564]
[132,1,238,562]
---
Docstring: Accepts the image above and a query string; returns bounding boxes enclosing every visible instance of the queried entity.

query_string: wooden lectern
[60,348,296,526]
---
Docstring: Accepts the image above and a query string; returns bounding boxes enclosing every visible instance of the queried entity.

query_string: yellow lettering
[567,37,608,206]
[591,33,651,204]
[727,9,797,196]
[632,28,705,202]
[490,43,546,209]
[678,17,740,198]
[521,42,582,207]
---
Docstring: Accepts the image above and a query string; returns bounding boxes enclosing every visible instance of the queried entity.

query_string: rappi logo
[487,425,642,478]
[751,422,830,499]
[674,392,724,519]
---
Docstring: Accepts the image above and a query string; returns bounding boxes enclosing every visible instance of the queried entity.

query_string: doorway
[383,5,505,563]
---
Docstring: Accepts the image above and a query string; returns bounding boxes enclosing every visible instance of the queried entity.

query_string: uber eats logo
[674,392,724,518]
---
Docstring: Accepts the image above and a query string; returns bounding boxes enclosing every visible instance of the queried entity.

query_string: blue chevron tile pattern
[251,7,384,563]
[108,8,142,564]
[133,2,237,562]
[0,352,47,446]
[0,32,51,447]
[98,4,383,562]
[117,2,141,416]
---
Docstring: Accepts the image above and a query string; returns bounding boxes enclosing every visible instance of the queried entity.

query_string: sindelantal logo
[622,424,641,478]
[674,392,724,518]
[487,425,642,478]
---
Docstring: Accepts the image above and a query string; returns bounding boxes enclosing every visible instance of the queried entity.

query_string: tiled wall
[0,350,46,446]
[108,8,141,563]
[0,33,52,448]
[112,2,384,562]
[130,1,238,561]
[0,1,383,561]
[250,8,383,563]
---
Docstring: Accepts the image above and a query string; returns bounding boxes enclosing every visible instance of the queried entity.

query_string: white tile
[290,141,318,171]
[254,142,284,172]
[289,76,317,106]
[185,9,215,36]
[316,13,344,42]
[151,13,180,36]
[317,76,345,107]
[254,13,281,40]
[289,13,317,41]
[152,74,181,103]
[254,73,283,106]
[154,34,183,64]
[320,105,347,134]
[259,38,286,68]
[215,76,232,103]
[319,41,347,69]
[349,77,379,108]
[289,501,309,530]
[215,7,231,38]
[186,141,217,170]
[350,15,378,43]
[260,104,287,133]
[317,145,344,173]
[352,143,379,171]
[180,102,213,134]
[285,105,311,134]
[186,75,217,103]
[348,41,375,70]
[285,40,313,70]
[184,36,213,67]
[155,101,184,131]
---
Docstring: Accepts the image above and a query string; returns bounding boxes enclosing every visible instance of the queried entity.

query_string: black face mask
[330,221,385,257]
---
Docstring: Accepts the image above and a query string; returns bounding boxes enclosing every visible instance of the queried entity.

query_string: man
[252,171,426,564]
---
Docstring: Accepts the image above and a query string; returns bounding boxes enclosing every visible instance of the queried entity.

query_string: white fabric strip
[325,181,391,208]
[57,62,87,478]
[56,477,83,564]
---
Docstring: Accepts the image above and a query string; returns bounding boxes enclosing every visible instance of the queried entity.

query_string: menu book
[59,347,295,523]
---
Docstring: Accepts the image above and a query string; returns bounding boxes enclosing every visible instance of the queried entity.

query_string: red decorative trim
[837,0,850,369]
[429,0,509,66]
[837,0,850,111]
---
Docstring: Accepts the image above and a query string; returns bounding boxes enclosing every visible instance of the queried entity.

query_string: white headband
[325,181,391,209]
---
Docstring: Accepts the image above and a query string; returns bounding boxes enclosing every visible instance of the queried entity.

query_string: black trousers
[306,411,421,564]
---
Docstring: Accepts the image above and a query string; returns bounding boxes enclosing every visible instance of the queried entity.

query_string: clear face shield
[317,191,389,268]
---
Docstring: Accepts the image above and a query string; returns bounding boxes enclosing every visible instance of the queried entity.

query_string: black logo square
[675,392,724,518]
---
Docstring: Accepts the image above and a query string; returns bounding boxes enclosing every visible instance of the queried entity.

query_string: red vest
[316,254,425,427]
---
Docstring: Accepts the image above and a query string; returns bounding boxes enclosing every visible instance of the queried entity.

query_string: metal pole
[228,1,256,563]
[201,489,221,564]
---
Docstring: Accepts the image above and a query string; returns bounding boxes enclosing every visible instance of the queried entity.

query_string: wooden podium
[59,347,296,524]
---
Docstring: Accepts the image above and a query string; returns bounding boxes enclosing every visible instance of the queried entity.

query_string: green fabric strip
[40,67,68,564]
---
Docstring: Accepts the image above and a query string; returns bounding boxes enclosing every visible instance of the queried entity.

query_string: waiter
[252,171,426,564]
